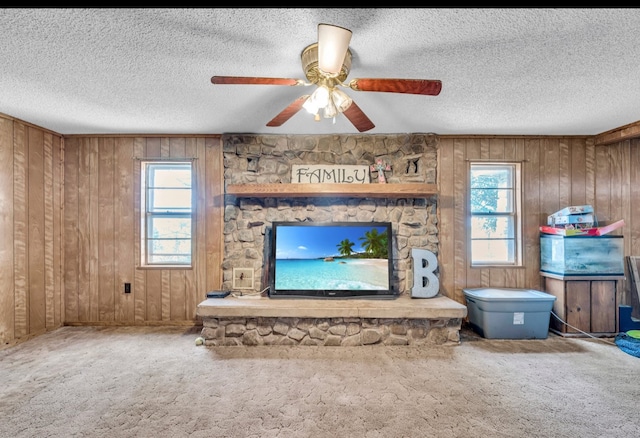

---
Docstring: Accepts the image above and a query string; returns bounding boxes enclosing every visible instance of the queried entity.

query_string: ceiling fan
[211,23,442,133]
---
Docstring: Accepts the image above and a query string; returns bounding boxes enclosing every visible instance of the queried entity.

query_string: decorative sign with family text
[291,165,370,184]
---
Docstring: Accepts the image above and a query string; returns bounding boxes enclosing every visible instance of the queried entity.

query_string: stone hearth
[197,295,467,346]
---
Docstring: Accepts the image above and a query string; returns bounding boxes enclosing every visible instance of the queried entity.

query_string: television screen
[268,221,395,299]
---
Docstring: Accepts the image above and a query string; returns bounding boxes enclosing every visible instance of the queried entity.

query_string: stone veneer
[221,133,439,295]
[201,316,461,346]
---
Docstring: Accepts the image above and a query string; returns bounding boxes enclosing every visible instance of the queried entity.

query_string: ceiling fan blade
[211,76,302,86]
[266,95,310,127]
[342,101,375,133]
[349,78,442,96]
[317,23,352,75]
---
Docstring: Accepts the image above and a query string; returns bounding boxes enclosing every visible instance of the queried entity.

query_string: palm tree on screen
[359,229,388,258]
[337,239,355,257]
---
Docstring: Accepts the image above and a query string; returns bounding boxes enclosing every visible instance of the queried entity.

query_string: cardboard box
[463,288,556,339]
[548,205,594,217]
[548,213,594,226]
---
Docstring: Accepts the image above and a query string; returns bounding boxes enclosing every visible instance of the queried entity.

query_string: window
[469,162,522,266]
[140,161,193,267]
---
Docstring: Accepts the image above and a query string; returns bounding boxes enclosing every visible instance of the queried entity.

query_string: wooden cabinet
[541,272,622,336]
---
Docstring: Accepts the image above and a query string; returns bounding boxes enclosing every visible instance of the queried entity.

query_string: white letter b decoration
[411,248,439,298]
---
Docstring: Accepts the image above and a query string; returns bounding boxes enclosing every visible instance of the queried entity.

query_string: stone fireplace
[196,133,467,346]
[221,133,439,292]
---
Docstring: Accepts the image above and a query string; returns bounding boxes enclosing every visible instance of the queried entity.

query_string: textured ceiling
[2,8,640,136]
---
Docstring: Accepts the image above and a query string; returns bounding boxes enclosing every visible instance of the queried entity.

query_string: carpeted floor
[1,324,638,438]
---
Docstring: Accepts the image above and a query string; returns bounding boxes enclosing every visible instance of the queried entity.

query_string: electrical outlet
[124,283,131,293]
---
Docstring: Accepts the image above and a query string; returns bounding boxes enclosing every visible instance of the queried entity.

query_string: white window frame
[140,160,194,268]
[468,162,523,267]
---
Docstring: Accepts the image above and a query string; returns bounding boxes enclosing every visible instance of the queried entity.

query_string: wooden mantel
[225,183,438,198]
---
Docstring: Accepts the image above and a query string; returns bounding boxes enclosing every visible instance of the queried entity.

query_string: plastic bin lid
[462,288,556,301]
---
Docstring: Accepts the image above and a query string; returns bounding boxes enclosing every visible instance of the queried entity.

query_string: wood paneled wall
[438,136,638,311]
[2,114,640,346]
[63,136,224,326]
[0,117,64,347]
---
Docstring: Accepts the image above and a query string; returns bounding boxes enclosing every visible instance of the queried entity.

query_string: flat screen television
[268,221,396,299]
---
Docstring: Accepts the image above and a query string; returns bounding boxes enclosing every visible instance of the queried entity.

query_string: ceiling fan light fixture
[303,85,353,122]
[323,99,338,119]
[331,88,352,112]
[301,98,318,116]
[302,100,316,115]
[303,85,331,115]
[317,23,352,76]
